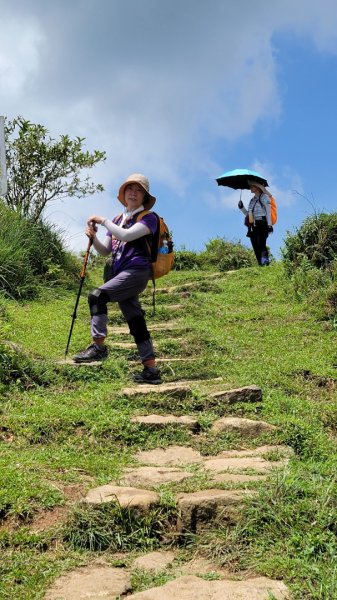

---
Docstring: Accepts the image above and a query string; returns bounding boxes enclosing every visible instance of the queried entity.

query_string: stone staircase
[47,273,291,599]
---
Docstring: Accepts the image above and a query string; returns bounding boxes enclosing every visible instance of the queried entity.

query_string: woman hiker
[238,181,273,266]
[73,173,162,385]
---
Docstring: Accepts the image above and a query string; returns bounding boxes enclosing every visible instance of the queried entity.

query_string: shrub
[0,201,80,298]
[200,237,256,271]
[173,247,202,271]
[282,212,337,273]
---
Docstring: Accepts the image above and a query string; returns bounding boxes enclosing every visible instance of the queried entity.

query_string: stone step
[126,574,289,599]
[45,565,131,599]
[108,321,183,335]
[121,382,193,398]
[208,385,262,405]
[84,485,159,510]
[110,338,184,349]
[119,466,194,487]
[176,489,253,532]
[131,414,199,432]
[56,358,103,367]
[204,455,287,475]
[211,417,276,436]
[136,446,203,466]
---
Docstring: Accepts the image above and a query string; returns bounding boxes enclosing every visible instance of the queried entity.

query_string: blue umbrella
[216,168,268,190]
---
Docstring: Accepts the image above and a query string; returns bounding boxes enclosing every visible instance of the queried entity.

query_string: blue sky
[1,1,337,258]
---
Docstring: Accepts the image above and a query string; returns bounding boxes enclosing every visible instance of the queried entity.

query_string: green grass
[0,263,336,598]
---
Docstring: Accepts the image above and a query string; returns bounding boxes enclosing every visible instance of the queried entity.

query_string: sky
[1,0,337,258]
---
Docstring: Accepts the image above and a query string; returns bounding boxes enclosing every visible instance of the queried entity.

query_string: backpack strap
[136,210,160,316]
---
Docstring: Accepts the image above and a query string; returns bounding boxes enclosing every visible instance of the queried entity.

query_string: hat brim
[118,181,156,209]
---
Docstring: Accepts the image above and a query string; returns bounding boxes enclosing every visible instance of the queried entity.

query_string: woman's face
[250,185,260,195]
[124,183,146,210]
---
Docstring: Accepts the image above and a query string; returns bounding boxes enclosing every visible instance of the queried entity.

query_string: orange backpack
[136,210,174,279]
[269,195,277,225]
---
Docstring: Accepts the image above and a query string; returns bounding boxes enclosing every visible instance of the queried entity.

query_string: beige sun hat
[248,180,268,194]
[118,173,156,209]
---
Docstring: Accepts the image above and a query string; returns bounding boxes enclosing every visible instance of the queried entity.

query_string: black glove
[238,200,243,209]
[268,225,273,233]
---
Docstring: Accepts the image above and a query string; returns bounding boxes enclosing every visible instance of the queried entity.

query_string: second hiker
[73,173,162,384]
[238,181,273,266]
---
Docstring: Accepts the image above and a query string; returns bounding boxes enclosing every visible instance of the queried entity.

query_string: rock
[84,485,159,510]
[136,446,203,466]
[208,385,262,405]
[204,456,286,474]
[133,551,176,573]
[210,472,266,484]
[44,565,131,599]
[122,384,192,398]
[211,417,276,436]
[131,414,199,431]
[176,489,251,531]
[126,574,289,599]
[120,466,193,487]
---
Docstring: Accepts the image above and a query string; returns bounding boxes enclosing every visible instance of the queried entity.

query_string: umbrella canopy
[216,168,268,190]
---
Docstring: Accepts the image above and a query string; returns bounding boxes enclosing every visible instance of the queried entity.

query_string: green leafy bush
[200,237,256,271]
[282,213,337,320]
[173,247,202,271]
[283,212,337,273]
[0,201,80,298]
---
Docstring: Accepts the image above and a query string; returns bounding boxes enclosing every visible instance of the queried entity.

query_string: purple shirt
[106,212,158,275]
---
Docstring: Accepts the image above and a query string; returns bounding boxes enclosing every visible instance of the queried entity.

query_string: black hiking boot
[133,366,162,385]
[73,343,108,363]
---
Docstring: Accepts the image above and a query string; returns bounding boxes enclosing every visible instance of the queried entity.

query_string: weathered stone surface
[44,565,131,599]
[122,383,192,398]
[108,321,181,334]
[56,359,102,367]
[208,385,262,404]
[136,446,203,466]
[126,574,289,599]
[84,485,159,509]
[131,414,199,431]
[133,551,176,572]
[210,472,266,484]
[216,445,293,459]
[177,489,251,531]
[204,456,286,474]
[110,342,136,349]
[211,417,276,436]
[120,466,193,487]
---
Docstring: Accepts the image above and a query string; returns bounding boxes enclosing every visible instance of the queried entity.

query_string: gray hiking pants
[90,268,154,362]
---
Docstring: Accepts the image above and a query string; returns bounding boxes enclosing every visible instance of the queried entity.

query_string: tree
[1,116,106,221]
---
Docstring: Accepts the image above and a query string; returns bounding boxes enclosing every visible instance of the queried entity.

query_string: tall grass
[0,201,80,299]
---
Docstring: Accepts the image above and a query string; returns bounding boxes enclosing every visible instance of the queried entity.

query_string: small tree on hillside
[1,116,106,221]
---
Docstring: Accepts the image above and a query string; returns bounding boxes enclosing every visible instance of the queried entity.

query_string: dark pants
[89,268,154,362]
[249,219,269,265]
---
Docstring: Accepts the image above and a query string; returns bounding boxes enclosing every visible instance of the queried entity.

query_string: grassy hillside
[0,262,336,599]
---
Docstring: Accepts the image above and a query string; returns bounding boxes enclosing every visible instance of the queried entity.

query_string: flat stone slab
[44,565,131,599]
[208,385,262,404]
[136,446,203,466]
[216,445,293,459]
[84,485,159,509]
[211,417,277,436]
[108,321,181,334]
[127,574,289,599]
[120,466,193,487]
[210,472,266,484]
[122,383,192,397]
[56,359,103,367]
[133,550,176,572]
[177,489,251,531]
[131,414,199,431]
[204,456,286,474]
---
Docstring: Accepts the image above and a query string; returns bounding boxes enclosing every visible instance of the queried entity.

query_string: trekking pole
[65,231,94,358]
